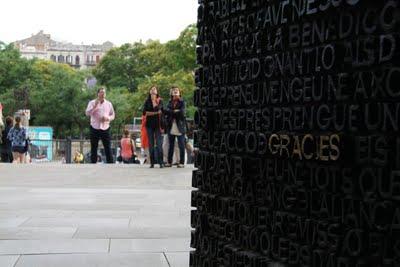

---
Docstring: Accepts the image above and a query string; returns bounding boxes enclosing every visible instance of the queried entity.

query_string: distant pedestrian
[7,116,27,164]
[85,87,115,163]
[73,151,84,164]
[120,129,139,164]
[142,86,164,168]
[165,86,186,168]
[1,116,13,163]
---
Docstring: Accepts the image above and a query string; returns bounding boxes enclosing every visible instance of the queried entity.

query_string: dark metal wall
[191,0,400,266]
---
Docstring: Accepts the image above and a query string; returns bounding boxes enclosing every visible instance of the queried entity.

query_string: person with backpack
[7,116,27,163]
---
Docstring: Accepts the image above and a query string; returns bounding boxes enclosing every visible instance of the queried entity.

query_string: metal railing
[28,139,122,163]
[27,138,194,164]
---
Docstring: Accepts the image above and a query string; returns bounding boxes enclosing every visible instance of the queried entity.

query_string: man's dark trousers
[90,126,113,163]
[168,134,185,164]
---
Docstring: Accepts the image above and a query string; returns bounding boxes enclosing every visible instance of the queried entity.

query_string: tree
[164,24,197,73]
[137,40,168,76]
[0,43,33,95]
[0,23,198,138]
[93,42,145,92]
[106,87,136,136]
[29,60,90,138]
[93,24,197,92]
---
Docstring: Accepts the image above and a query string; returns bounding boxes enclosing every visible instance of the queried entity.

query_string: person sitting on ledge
[120,130,139,164]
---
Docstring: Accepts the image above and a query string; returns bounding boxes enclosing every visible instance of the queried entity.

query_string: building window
[87,55,94,63]
[50,55,56,62]
[57,55,64,63]
[96,55,100,63]
[66,55,72,64]
[75,56,80,65]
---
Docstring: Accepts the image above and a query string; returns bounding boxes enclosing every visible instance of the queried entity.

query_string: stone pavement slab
[74,226,191,239]
[0,218,29,227]
[0,164,193,266]
[14,253,169,267]
[0,255,20,267]
[0,239,109,255]
[21,217,130,227]
[110,238,191,253]
[165,252,190,267]
[0,227,76,239]
[130,214,190,228]
[0,209,65,218]
[0,164,193,189]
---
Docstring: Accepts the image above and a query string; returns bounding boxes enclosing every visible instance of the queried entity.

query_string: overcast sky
[0,0,198,46]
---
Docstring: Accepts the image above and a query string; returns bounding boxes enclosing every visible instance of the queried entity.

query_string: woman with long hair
[7,116,27,163]
[165,86,186,168]
[120,129,137,164]
[142,86,164,168]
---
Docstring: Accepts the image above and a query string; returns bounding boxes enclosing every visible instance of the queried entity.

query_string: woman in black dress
[142,86,164,168]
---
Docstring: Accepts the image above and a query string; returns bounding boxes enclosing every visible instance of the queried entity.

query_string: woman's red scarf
[141,115,149,149]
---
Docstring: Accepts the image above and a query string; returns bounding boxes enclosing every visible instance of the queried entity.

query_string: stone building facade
[13,31,113,69]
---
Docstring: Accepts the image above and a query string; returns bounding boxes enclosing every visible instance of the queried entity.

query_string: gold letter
[292,135,302,160]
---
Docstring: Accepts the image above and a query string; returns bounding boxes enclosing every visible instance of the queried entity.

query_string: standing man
[85,88,115,163]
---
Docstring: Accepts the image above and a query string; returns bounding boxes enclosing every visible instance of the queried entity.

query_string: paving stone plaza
[0,164,193,267]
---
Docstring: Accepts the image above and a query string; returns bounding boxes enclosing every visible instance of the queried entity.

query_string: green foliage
[0,24,197,138]
[137,40,168,75]
[0,56,92,138]
[0,88,19,116]
[164,24,197,73]
[93,24,196,90]
[0,44,33,95]
[93,42,146,92]
[106,87,135,135]
[93,24,197,119]
[29,60,91,138]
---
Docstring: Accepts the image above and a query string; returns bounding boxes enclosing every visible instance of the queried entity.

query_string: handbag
[170,120,182,136]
